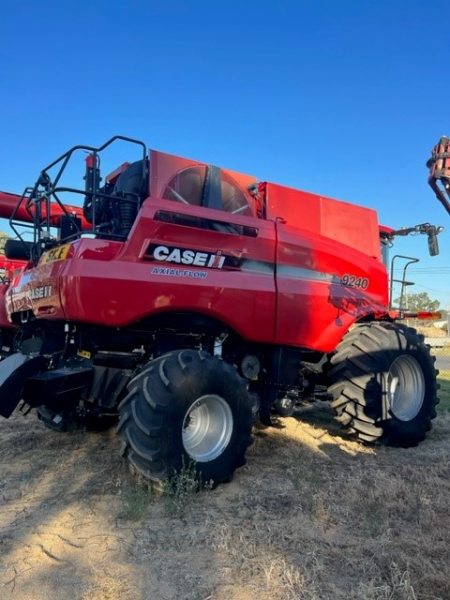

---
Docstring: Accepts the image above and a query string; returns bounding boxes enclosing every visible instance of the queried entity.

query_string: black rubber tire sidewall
[118,350,253,485]
[158,353,252,483]
[327,322,439,447]
[377,327,438,446]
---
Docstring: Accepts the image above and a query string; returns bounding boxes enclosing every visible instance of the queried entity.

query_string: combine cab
[0,136,442,486]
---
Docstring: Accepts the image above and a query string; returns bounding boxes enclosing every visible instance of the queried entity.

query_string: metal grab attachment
[427,136,450,216]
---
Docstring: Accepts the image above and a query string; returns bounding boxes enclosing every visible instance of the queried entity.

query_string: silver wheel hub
[182,394,233,462]
[387,355,425,421]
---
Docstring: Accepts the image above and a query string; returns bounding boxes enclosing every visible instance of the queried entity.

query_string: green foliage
[116,476,154,521]
[0,232,11,256]
[163,457,213,513]
[393,292,440,312]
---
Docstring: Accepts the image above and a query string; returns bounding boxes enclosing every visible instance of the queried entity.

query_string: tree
[394,292,440,312]
[0,232,11,256]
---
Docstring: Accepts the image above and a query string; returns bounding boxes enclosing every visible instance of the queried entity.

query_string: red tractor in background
[0,253,25,359]
[0,250,26,359]
[0,136,442,486]
[0,190,90,359]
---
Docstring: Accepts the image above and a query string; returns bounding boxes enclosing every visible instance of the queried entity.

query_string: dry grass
[1,382,450,600]
[416,325,447,338]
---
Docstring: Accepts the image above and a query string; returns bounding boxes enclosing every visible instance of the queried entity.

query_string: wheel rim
[182,394,233,462]
[387,355,425,421]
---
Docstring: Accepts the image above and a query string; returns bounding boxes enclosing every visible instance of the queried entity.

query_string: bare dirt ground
[2,397,450,600]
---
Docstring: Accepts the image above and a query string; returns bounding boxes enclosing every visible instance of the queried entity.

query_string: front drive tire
[327,322,439,447]
[117,349,253,485]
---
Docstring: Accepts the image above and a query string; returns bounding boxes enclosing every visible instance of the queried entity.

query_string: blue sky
[2,0,450,306]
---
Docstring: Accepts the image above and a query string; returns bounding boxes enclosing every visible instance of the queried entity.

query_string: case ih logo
[29,285,53,300]
[147,244,226,269]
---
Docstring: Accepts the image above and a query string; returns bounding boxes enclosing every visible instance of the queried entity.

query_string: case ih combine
[0,136,442,486]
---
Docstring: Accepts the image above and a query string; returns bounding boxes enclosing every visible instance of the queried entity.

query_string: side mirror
[427,225,444,256]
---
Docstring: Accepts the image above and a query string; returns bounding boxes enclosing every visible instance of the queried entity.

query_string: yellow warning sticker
[39,244,71,265]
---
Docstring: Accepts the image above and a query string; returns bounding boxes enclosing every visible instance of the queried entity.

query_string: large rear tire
[327,322,439,447]
[117,349,253,485]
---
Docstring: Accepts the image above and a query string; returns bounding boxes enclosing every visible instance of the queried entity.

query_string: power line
[393,268,450,274]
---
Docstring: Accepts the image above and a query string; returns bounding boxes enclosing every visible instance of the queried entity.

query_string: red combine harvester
[0,248,26,358]
[0,190,89,358]
[0,136,442,486]
[0,251,25,355]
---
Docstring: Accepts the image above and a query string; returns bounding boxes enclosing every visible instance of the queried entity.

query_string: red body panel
[8,200,278,344]
[266,182,388,349]
[6,149,391,353]
[266,183,381,261]
[275,222,388,350]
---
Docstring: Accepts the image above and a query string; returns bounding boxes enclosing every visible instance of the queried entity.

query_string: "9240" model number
[341,274,369,289]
